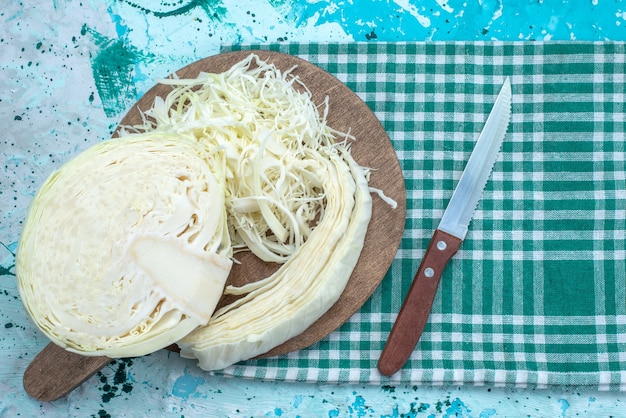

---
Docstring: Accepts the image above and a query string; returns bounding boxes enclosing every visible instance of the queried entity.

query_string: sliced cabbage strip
[16,133,233,357]
[176,148,372,370]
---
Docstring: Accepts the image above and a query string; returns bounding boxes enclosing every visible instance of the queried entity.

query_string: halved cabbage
[16,133,232,357]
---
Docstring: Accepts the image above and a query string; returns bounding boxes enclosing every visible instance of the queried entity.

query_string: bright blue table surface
[2,1,626,416]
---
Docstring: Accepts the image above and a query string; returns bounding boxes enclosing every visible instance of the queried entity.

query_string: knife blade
[377,78,512,376]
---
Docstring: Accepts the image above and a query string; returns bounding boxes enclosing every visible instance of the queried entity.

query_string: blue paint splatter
[559,399,570,417]
[107,6,130,39]
[293,394,303,408]
[479,408,497,418]
[348,393,371,417]
[328,409,340,418]
[273,407,283,416]
[4,241,18,255]
[380,404,399,418]
[292,0,626,42]
[171,371,205,399]
[443,398,471,418]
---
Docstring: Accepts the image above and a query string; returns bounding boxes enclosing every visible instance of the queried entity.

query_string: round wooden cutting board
[118,50,407,356]
[23,50,406,402]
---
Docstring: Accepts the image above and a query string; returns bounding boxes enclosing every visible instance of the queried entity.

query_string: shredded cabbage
[16,133,232,357]
[123,54,351,263]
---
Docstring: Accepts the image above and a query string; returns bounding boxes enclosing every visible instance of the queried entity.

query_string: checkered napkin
[219,42,626,390]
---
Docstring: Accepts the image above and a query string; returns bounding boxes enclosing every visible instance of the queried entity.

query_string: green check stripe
[221,42,626,390]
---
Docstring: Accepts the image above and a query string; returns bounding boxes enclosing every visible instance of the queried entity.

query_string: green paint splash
[96,358,134,404]
[0,264,14,277]
[119,0,227,20]
[0,242,15,277]
[267,0,292,7]
[81,25,152,117]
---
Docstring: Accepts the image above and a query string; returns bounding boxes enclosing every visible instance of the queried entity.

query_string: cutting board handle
[23,343,111,401]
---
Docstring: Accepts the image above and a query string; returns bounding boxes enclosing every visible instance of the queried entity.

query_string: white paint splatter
[392,0,431,28]
[480,0,504,38]
[322,1,340,16]
[566,22,577,40]
[492,6,503,21]
[435,0,454,14]
[547,15,559,31]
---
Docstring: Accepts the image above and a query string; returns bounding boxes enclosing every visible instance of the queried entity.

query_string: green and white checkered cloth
[219,42,626,390]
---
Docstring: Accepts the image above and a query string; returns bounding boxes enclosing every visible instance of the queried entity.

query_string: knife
[378,78,512,376]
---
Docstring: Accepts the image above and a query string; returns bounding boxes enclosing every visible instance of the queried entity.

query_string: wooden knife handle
[377,229,462,376]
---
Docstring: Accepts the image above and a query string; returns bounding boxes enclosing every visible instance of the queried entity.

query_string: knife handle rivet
[424,267,435,278]
[436,240,447,251]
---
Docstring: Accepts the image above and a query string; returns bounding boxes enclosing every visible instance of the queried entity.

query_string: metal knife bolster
[377,78,512,376]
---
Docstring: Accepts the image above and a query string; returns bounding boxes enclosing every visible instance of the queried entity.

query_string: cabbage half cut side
[16,133,233,358]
